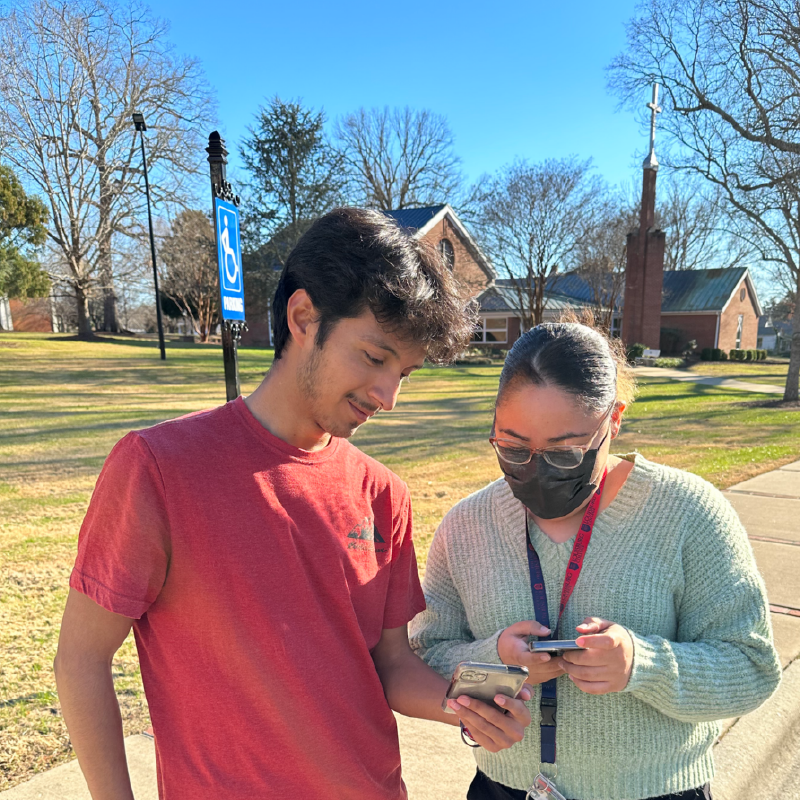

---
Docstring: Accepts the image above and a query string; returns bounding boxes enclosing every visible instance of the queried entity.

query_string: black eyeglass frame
[489,400,617,470]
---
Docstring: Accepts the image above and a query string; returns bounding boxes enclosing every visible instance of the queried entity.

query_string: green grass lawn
[686,358,791,387]
[1,332,799,789]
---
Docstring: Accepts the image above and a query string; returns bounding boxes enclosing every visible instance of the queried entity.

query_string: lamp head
[132,112,147,132]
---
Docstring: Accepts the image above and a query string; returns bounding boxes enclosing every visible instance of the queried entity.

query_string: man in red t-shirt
[54,208,534,800]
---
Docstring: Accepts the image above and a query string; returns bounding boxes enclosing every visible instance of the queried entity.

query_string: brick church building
[382,204,495,294]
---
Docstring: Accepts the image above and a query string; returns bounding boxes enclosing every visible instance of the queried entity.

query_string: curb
[712,656,800,799]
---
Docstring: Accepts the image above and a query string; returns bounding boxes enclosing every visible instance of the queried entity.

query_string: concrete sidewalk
[635,364,785,395]
[4,461,799,800]
[713,459,800,799]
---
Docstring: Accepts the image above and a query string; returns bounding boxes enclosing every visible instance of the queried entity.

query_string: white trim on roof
[719,269,763,316]
[413,204,495,281]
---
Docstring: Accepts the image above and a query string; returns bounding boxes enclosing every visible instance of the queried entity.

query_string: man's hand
[557,617,634,695]
[498,620,565,685]
[446,685,533,753]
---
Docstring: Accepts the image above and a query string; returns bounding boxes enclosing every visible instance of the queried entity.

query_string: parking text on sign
[223,296,244,313]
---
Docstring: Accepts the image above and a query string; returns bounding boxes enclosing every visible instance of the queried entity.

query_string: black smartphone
[530,639,586,656]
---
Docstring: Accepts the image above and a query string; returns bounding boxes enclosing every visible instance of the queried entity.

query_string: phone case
[442,661,529,713]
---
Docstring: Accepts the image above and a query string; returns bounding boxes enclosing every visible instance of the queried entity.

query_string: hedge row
[699,348,767,361]
[729,349,767,361]
[699,348,729,361]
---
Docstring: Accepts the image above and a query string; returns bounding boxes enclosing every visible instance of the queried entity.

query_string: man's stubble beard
[297,344,359,440]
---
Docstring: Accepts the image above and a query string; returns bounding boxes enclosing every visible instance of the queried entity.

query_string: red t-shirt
[70,396,426,800]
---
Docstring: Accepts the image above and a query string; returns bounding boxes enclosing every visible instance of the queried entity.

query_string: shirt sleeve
[382,483,426,629]
[409,513,505,676]
[622,482,782,722]
[70,431,170,619]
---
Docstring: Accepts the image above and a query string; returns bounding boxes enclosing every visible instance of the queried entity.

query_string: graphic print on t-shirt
[347,515,386,553]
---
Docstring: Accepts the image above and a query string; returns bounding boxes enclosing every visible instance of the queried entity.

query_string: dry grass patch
[2,333,799,788]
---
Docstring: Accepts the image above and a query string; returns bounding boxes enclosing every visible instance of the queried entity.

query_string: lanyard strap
[526,469,606,765]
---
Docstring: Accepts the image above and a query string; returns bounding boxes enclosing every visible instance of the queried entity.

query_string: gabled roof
[382,205,446,233]
[481,267,761,316]
[661,267,762,315]
[382,203,495,281]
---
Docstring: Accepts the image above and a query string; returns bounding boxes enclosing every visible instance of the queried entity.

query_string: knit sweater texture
[409,455,781,800]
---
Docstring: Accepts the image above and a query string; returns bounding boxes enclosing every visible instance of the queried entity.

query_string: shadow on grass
[736,399,800,410]
[0,416,183,445]
[3,368,223,387]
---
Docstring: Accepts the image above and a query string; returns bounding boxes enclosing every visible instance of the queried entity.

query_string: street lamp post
[132,112,166,361]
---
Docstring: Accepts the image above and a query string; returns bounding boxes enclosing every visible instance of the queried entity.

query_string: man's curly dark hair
[271,207,477,364]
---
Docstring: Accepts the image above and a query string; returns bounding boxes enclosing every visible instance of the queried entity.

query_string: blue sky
[157,0,646,191]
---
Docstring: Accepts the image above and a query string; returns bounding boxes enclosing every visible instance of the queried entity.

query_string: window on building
[473,316,508,344]
[740,287,746,302]
[610,314,622,339]
[736,314,744,349]
[438,238,455,270]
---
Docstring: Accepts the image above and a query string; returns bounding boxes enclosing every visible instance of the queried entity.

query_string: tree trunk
[784,270,800,402]
[102,278,118,332]
[97,153,119,332]
[75,284,93,338]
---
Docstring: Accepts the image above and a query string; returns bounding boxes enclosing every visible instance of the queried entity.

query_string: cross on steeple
[643,83,662,170]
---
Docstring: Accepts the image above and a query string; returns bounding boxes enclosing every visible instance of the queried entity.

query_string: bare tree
[335,107,463,210]
[476,157,604,328]
[159,210,219,342]
[573,193,639,332]
[0,0,215,337]
[609,0,800,400]
[658,175,752,271]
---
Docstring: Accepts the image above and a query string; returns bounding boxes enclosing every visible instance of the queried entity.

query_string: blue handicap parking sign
[214,198,245,321]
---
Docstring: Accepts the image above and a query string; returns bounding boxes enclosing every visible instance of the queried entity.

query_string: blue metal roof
[382,205,446,232]
[660,267,747,312]
[485,268,748,315]
[479,281,590,314]
[758,316,775,336]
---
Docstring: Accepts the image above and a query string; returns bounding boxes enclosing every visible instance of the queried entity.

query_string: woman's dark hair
[497,321,636,412]
[271,207,476,363]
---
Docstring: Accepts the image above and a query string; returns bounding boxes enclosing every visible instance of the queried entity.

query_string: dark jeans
[467,770,713,800]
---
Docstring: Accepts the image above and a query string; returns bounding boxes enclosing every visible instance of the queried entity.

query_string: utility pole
[132,112,167,361]
[207,131,246,401]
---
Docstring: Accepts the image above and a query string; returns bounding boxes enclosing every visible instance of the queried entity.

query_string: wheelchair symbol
[219,214,240,287]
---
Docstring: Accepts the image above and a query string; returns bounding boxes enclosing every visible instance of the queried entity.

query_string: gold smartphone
[442,661,529,713]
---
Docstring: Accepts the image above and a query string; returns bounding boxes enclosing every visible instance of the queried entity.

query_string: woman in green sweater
[410,322,780,800]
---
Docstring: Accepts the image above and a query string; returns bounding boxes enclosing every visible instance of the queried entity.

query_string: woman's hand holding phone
[446,687,533,752]
[556,616,634,694]
[498,620,566,684]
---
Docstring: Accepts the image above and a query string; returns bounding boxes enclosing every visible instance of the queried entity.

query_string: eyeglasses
[490,402,616,470]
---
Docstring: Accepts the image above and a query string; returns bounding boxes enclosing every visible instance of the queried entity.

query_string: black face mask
[497,429,609,520]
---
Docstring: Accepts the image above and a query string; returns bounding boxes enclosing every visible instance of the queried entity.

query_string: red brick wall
[9,298,52,332]
[420,216,491,296]
[718,279,759,351]
[659,314,718,350]
[622,226,665,348]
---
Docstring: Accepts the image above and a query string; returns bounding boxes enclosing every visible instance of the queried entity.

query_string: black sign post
[206,131,246,401]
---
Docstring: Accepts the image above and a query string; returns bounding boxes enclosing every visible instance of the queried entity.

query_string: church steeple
[643,83,661,171]
[622,84,666,349]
